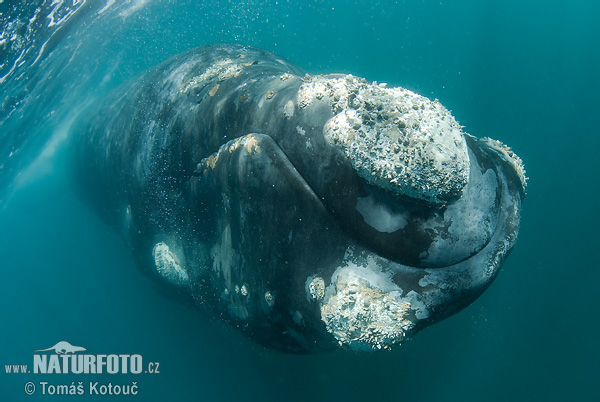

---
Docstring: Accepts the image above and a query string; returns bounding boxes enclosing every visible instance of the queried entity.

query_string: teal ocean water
[1,1,598,400]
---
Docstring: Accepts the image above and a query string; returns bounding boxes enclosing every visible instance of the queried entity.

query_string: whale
[71,44,527,353]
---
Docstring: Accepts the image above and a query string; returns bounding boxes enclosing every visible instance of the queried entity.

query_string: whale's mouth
[335,142,503,269]
[310,134,526,351]
[297,134,526,351]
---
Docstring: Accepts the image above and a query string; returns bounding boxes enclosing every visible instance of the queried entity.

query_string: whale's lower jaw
[72,44,525,353]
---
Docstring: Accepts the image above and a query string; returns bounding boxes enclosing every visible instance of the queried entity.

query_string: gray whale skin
[73,44,527,353]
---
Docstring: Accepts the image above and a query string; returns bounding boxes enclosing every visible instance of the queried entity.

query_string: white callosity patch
[306,276,325,301]
[152,242,189,287]
[180,58,253,94]
[264,291,275,307]
[198,134,261,172]
[320,269,412,351]
[316,255,429,351]
[283,100,295,118]
[298,75,470,204]
[355,195,408,233]
[480,137,528,195]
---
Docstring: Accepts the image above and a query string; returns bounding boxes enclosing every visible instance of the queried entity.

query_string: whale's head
[181,74,526,351]
[239,73,528,351]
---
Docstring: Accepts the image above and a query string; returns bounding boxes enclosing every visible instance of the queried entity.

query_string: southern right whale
[71,44,527,353]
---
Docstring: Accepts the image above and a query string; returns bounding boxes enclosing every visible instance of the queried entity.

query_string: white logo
[35,341,86,355]
[32,341,144,375]
[3,341,160,396]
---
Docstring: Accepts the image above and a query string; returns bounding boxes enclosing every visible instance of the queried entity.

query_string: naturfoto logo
[35,341,87,354]
[32,341,144,374]
[3,341,160,396]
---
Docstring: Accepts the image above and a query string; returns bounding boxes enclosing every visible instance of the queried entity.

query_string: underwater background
[0,0,598,401]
